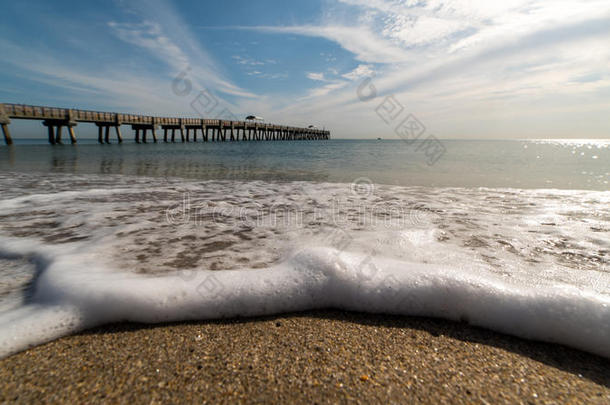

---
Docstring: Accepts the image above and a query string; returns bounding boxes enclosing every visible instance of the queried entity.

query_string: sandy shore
[1,310,608,404]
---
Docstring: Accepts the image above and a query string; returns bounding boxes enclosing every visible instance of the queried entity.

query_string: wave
[0,173,608,358]
[0,237,608,359]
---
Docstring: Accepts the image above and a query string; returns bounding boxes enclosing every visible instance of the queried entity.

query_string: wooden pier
[0,103,330,145]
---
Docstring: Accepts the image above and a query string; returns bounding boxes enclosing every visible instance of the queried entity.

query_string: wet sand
[1,310,608,404]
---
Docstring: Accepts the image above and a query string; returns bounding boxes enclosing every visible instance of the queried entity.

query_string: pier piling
[132,124,157,144]
[44,119,77,145]
[56,125,63,144]
[0,104,13,145]
[2,123,13,145]
[96,122,122,144]
[115,126,123,143]
[45,122,56,145]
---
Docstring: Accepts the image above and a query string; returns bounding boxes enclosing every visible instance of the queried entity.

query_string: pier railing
[0,103,330,145]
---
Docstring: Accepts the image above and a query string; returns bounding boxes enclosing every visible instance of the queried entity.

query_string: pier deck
[0,103,330,145]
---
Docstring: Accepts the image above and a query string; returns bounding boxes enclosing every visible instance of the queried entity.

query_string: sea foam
[0,173,608,358]
[0,237,609,359]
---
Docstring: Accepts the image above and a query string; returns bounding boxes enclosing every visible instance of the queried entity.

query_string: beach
[0,141,608,403]
[3,0,610,401]
[1,310,609,404]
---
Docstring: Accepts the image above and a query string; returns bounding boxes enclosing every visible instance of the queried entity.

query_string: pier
[0,103,330,145]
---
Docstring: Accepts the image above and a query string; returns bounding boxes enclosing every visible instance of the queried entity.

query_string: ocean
[0,138,608,358]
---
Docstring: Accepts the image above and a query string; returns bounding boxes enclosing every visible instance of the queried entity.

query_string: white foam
[0,236,609,359]
[0,174,608,359]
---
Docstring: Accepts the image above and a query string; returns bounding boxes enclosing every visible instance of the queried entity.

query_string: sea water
[0,139,608,358]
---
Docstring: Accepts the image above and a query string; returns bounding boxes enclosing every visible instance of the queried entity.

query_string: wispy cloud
[235,25,410,63]
[247,71,288,80]
[232,55,266,66]
[341,64,375,81]
[2,0,256,116]
[300,65,377,101]
[301,81,348,100]
[3,0,609,138]
[271,1,610,137]
[107,0,256,99]
[306,72,327,81]
[108,21,190,68]
[232,55,286,80]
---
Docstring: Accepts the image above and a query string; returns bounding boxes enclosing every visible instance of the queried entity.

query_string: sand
[1,310,608,404]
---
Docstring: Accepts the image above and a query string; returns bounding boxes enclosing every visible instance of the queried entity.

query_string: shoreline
[1,310,608,404]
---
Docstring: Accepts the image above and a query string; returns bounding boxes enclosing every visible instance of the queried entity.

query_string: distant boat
[377,137,382,140]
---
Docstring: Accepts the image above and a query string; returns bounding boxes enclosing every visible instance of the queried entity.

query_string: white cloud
[239,25,410,63]
[0,43,202,115]
[232,55,265,66]
[307,72,326,81]
[302,81,348,99]
[342,65,375,81]
[303,65,375,100]
[108,21,190,68]
[266,0,610,138]
[247,70,288,80]
[5,0,610,138]
[383,15,468,47]
[0,0,260,119]
[107,0,255,99]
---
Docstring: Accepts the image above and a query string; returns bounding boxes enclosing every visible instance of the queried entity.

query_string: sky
[1,0,609,139]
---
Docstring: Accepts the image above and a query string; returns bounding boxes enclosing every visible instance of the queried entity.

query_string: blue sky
[1,0,609,138]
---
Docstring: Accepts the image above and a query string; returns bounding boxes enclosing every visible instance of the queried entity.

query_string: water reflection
[0,140,608,190]
[100,156,124,175]
[24,143,332,182]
